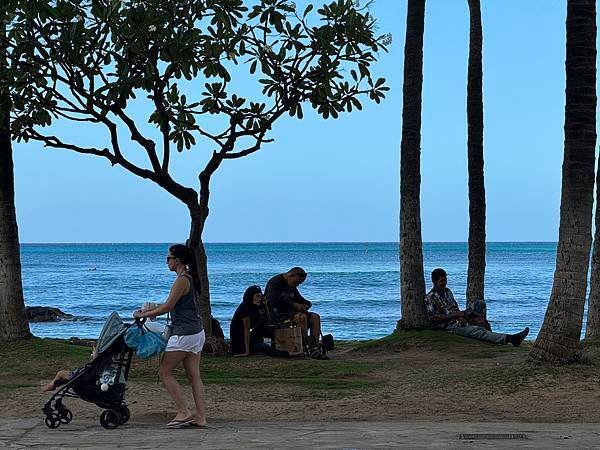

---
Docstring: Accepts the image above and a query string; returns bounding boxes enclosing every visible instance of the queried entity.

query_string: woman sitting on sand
[133,244,207,429]
[230,285,287,357]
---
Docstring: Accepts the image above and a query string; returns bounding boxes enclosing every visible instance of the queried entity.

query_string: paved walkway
[1,419,599,449]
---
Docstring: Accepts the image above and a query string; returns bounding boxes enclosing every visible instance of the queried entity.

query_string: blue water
[22,242,568,340]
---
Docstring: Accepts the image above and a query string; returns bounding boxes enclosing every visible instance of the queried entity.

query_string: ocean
[22,242,568,341]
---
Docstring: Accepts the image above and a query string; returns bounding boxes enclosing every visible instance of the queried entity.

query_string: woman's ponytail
[185,246,202,297]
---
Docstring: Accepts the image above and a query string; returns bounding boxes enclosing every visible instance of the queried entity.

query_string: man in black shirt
[265,267,322,342]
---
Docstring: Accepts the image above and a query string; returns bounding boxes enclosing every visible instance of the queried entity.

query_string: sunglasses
[166,256,176,262]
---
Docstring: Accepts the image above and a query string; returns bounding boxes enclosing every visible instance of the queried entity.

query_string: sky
[12,0,573,243]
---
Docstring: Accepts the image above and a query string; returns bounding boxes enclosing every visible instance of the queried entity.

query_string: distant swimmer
[88,268,97,271]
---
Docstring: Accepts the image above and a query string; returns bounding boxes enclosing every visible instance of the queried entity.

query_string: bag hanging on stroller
[124,321,166,359]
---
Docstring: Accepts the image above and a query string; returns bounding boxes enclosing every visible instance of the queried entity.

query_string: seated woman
[230,285,287,357]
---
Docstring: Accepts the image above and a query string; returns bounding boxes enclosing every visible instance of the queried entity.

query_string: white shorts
[165,330,205,354]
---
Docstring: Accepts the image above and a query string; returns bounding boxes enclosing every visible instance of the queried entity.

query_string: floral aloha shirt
[424,288,461,329]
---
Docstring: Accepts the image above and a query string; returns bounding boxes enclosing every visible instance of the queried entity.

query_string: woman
[134,244,206,429]
[230,285,282,357]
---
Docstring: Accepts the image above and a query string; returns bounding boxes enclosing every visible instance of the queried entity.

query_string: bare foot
[40,381,55,392]
[188,420,207,428]
[191,416,207,427]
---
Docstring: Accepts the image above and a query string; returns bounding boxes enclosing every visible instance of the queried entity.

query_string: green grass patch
[353,330,481,352]
[0,338,91,381]
[0,339,381,399]
[198,357,381,397]
[0,382,32,393]
[353,330,530,357]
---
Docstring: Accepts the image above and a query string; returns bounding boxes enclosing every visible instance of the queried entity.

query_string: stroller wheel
[45,414,60,429]
[59,408,73,424]
[100,409,121,429]
[118,406,130,424]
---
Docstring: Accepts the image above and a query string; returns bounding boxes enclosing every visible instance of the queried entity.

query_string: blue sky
[13,0,570,243]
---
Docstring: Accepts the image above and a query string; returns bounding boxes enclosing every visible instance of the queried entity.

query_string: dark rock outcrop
[67,337,96,347]
[26,306,74,322]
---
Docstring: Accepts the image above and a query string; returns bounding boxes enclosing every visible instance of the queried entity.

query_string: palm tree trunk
[0,96,31,342]
[585,146,600,338]
[530,0,597,364]
[0,16,30,343]
[398,0,429,330]
[466,0,486,310]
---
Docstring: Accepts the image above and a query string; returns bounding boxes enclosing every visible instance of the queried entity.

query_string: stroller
[43,312,142,430]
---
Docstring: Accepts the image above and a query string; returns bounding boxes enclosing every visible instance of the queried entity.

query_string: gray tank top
[171,274,203,336]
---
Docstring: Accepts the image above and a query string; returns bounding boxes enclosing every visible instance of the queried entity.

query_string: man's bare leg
[293,312,307,331]
[309,313,321,342]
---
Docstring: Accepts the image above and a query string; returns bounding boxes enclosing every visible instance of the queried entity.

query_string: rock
[202,336,229,357]
[25,306,74,322]
[67,337,96,347]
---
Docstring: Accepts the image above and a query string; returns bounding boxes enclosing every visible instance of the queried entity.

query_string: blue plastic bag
[125,325,166,359]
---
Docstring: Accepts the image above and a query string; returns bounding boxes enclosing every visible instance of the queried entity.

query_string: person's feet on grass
[507,327,529,346]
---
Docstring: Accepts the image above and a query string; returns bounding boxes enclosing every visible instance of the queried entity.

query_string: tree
[586,156,600,339]
[4,0,390,334]
[0,3,31,342]
[529,0,597,364]
[465,0,485,310]
[398,0,428,330]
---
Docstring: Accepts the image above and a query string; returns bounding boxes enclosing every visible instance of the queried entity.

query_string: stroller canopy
[96,312,127,354]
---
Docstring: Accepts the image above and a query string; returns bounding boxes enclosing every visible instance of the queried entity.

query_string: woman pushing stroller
[133,244,207,429]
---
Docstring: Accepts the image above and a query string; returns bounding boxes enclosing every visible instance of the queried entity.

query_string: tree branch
[111,106,163,176]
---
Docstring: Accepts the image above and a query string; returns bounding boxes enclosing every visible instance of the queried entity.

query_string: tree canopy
[2,0,390,205]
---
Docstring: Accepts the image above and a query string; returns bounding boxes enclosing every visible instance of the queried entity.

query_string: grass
[352,329,530,354]
[0,338,381,399]
[0,338,90,379]
[3,334,597,402]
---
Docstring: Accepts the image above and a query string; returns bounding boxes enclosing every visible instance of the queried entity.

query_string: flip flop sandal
[166,416,193,428]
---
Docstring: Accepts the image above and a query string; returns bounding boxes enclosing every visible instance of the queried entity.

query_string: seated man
[425,268,529,346]
[265,267,322,343]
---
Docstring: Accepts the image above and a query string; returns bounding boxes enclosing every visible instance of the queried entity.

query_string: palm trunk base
[396,318,430,331]
[529,336,580,365]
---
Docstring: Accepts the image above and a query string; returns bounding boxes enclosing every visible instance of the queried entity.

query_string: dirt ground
[2,334,600,425]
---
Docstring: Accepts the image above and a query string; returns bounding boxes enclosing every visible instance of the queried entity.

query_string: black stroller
[43,312,139,429]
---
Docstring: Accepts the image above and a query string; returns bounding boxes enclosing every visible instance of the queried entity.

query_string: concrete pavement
[1,419,599,449]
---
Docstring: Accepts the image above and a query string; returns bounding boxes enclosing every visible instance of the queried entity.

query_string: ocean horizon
[20,241,573,341]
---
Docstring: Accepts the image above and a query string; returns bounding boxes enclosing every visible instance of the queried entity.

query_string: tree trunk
[188,208,212,336]
[466,0,486,310]
[398,0,429,330]
[0,95,31,343]
[530,0,597,364]
[186,150,224,336]
[586,150,600,338]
